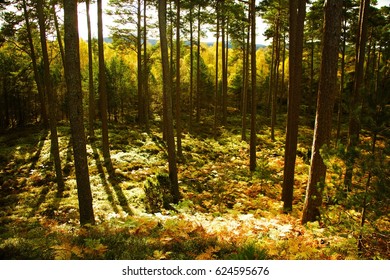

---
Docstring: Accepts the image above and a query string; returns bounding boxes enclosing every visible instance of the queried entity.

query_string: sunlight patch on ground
[139,212,295,243]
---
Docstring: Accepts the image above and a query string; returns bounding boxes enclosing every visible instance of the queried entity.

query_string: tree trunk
[249,0,257,172]
[37,0,65,192]
[271,15,281,141]
[97,0,113,173]
[158,0,180,203]
[308,18,315,117]
[267,29,275,118]
[189,6,194,132]
[137,0,145,125]
[22,0,48,128]
[63,0,95,225]
[176,0,183,158]
[196,4,201,123]
[282,0,306,212]
[336,18,347,145]
[221,1,227,126]
[279,32,286,114]
[344,0,371,191]
[86,0,95,138]
[52,2,65,67]
[241,10,250,142]
[224,21,229,123]
[214,1,220,134]
[302,0,342,224]
[143,0,150,131]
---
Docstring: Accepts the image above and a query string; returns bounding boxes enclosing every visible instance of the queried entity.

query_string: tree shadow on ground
[90,141,133,215]
[28,129,67,217]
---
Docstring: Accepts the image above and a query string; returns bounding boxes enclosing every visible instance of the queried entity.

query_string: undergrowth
[0,116,388,260]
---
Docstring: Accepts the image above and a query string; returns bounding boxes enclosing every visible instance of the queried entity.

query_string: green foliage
[144,172,174,213]
[229,242,269,260]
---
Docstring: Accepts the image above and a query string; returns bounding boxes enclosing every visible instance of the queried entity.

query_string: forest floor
[0,115,389,260]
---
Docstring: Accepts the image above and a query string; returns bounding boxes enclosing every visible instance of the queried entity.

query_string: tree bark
[282,0,306,212]
[241,9,250,142]
[196,3,201,123]
[344,0,371,191]
[86,0,95,138]
[143,0,149,131]
[279,32,286,114]
[97,0,113,173]
[221,0,227,125]
[63,0,95,225]
[158,0,180,203]
[249,0,257,172]
[267,29,275,119]
[336,18,347,145]
[22,0,48,128]
[137,0,145,125]
[52,2,65,67]
[214,0,220,134]
[189,5,194,132]
[271,14,281,141]
[37,0,65,192]
[302,0,342,224]
[176,0,183,158]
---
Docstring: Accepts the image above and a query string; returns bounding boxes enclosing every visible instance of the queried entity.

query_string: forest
[0,0,389,260]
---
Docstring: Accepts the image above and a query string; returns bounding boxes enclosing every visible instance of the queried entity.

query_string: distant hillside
[102,37,267,49]
[203,41,267,49]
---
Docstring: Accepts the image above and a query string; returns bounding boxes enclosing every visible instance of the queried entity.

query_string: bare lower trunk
[64,0,95,225]
[158,0,180,203]
[302,0,342,224]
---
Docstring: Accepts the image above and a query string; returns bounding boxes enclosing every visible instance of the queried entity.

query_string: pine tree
[158,0,180,203]
[63,0,95,225]
[302,0,342,224]
[281,0,306,212]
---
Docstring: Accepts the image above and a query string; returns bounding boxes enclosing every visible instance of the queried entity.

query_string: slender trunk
[224,19,229,124]
[64,0,95,225]
[137,0,145,125]
[144,0,149,131]
[52,3,65,67]
[358,50,381,252]
[176,0,182,157]
[344,0,371,190]
[189,6,194,132]
[196,4,201,123]
[169,0,174,118]
[221,1,227,125]
[279,32,286,114]
[214,1,220,134]
[302,0,342,224]
[97,0,113,173]
[37,0,64,192]
[308,20,315,117]
[249,0,257,171]
[358,131,376,253]
[336,20,347,145]
[158,0,180,203]
[86,0,95,137]
[22,0,48,128]
[267,29,275,118]
[271,16,280,141]
[241,13,250,142]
